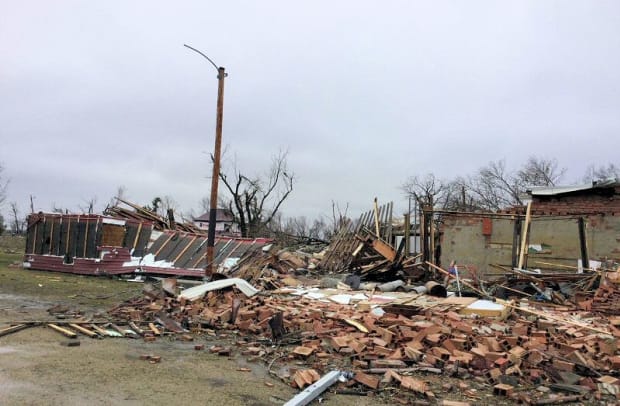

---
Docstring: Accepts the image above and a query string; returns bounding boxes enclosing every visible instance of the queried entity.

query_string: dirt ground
[0,243,385,406]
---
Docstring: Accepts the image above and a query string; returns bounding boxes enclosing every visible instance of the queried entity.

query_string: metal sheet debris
[178,278,259,300]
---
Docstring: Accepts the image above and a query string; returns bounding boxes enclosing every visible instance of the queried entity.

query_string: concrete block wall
[440,213,620,276]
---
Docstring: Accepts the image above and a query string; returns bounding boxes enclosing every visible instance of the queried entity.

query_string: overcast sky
[1,1,619,224]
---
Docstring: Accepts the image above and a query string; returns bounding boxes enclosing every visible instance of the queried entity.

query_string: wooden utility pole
[184,44,226,279]
[205,66,226,278]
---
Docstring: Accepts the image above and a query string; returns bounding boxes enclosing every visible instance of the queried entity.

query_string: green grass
[0,234,26,253]
[0,250,22,269]
[0,235,25,268]
[0,235,142,308]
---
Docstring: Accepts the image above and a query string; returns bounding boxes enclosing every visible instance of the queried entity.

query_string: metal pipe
[284,370,346,406]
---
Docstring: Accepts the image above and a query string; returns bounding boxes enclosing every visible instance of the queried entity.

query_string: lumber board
[47,323,78,338]
[90,324,112,336]
[69,323,99,338]
[517,201,532,270]
[148,322,161,335]
[0,323,34,338]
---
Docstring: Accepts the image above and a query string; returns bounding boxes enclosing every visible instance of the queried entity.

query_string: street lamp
[184,44,227,279]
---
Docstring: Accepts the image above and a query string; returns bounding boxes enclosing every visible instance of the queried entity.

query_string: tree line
[400,157,619,212]
[1,157,618,239]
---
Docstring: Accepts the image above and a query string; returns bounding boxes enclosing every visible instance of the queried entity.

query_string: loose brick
[354,372,380,389]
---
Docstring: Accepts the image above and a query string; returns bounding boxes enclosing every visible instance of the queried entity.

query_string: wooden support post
[420,206,428,263]
[64,218,71,256]
[430,210,436,265]
[578,217,589,271]
[387,201,393,243]
[373,197,381,237]
[404,213,411,255]
[83,218,89,258]
[132,222,143,251]
[511,216,522,269]
[517,201,532,270]
[31,219,39,254]
[48,218,55,255]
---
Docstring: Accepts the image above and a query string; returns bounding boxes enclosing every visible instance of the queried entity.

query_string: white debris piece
[178,278,259,301]
[122,253,175,269]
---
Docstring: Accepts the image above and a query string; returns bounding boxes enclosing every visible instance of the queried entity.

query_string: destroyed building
[22,201,270,277]
[11,194,620,404]
[438,179,620,277]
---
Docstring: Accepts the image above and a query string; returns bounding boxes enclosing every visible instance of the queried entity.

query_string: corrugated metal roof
[528,178,619,196]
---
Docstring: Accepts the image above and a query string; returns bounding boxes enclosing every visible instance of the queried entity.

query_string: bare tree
[9,202,24,234]
[79,196,97,214]
[328,200,350,237]
[517,156,565,187]
[290,216,309,237]
[160,195,178,216]
[219,150,295,237]
[467,160,523,210]
[400,157,566,213]
[582,163,620,182]
[458,157,566,211]
[309,217,330,240]
[51,203,67,214]
[276,216,308,240]
[442,177,484,211]
[198,196,210,214]
[269,214,331,244]
[108,185,127,208]
[0,163,8,208]
[182,196,211,223]
[400,173,447,208]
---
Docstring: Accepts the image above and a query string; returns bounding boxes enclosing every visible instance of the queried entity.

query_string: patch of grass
[0,251,22,269]
[0,266,144,308]
[0,235,26,253]
[0,234,142,308]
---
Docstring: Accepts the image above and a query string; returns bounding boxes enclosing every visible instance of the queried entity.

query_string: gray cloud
[1,1,619,222]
